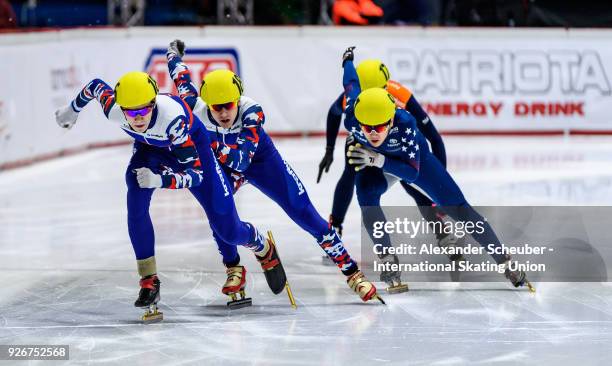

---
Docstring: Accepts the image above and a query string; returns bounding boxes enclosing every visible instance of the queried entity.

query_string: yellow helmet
[356,59,390,90]
[200,69,243,105]
[354,88,396,126]
[114,72,158,108]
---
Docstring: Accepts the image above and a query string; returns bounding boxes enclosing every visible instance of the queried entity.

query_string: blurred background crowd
[0,0,611,29]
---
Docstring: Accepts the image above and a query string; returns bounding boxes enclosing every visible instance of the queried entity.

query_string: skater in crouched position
[54,72,288,321]
[166,40,383,304]
[317,58,463,292]
[340,47,534,291]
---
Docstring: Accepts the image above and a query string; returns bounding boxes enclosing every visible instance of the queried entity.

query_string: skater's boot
[222,265,252,309]
[135,274,160,307]
[437,233,466,263]
[378,253,409,294]
[504,260,535,292]
[322,215,344,265]
[134,274,163,323]
[255,231,287,295]
[437,233,466,282]
[347,270,385,304]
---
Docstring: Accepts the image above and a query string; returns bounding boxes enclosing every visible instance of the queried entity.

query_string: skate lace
[226,266,244,281]
[347,272,366,292]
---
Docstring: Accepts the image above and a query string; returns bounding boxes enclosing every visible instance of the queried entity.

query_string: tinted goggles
[360,121,390,134]
[122,104,154,118]
[211,101,237,112]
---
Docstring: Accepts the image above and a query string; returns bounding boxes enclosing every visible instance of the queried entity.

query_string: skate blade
[227,297,253,310]
[374,294,386,305]
[526,281,536,293]
[386,283,409,294]
[141,311,163,324]
[285,281,297,309]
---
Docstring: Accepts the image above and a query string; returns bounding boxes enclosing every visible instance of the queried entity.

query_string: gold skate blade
[267,230,275,244]
[285,281,297,309]
[526,281,536,293]
[227,297,252,310]
[141,311,163,324]
[386,283,409,294]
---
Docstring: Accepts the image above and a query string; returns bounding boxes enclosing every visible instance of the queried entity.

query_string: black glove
[168,39,186,58]
[342,46,355,66]
[316,146,334,183]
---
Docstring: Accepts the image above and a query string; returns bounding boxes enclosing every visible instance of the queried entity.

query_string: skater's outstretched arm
[166,41,199,110]
[55,78,117,129]
[342,57,361,115]
[72,78,116,117]
[325,93,344,149]
[212,103,264,173]
[317,93,344,182]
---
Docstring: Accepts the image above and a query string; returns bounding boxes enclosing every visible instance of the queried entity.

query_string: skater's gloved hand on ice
[342,46,355,66]
[316,146,334,183]
[347,143,385,171]
[167,39,185,59]
[135,167,163,188]
[55,104,79,129]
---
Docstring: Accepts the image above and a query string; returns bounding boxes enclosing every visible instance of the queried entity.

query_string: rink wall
[1,26,612,169]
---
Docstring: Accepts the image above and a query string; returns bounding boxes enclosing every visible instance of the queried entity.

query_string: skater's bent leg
[356,167,392,250]
[331,140,358,225]
[189,180,265,252]
[399,181,447,240]
[189,141,267,254]
[126,164,156,277]
[442,205,506,264]
[357,168,406,289]
[400,181,436,220]
[213,231,241,267]
[413,155,506,263]
[245,144,358,275]
[399,181,433,207]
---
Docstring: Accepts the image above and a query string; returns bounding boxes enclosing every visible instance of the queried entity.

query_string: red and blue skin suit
[167,53,359,276]
[70,79,269,263]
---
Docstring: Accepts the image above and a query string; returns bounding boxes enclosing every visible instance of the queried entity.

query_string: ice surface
[1,136,612,365]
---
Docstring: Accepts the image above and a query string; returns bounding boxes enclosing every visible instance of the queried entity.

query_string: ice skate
[379,254,409,294]
[347,270,385,304]
[256,231,288,295]
[134,274,163,323]
[222,265,252,309]
[437,233,465,282]
[504,264,536,293]
[437,233,466,263]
